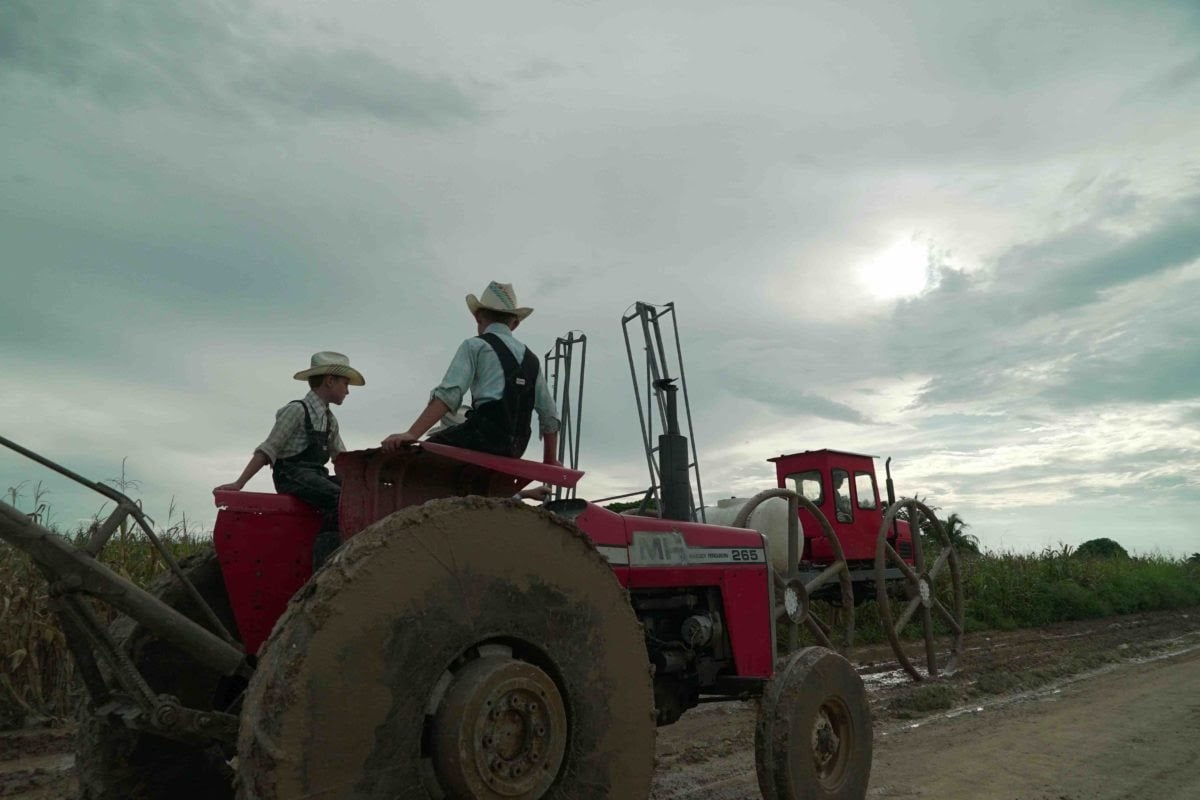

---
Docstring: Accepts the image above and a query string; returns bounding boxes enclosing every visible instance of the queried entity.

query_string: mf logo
[631,531,689,566]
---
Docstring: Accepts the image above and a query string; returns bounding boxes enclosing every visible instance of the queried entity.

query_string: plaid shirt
[255,390,345,464]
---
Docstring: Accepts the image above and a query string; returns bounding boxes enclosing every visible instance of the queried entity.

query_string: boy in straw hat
[383,281,560,464]
[215,351,365,569]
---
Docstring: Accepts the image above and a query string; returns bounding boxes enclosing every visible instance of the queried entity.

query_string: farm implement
[0,301,964,799]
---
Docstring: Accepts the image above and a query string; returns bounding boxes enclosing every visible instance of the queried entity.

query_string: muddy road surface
[652,607,1200,799]
[3,608,1199,799]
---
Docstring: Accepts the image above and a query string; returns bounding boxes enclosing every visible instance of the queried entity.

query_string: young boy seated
[215,351,364,569]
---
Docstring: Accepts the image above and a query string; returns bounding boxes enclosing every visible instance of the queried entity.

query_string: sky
[2,0,1198,557]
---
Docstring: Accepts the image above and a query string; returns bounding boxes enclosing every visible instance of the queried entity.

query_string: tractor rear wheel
[755,647,872,800]
[237,497,656,800]
[77,549,240,800]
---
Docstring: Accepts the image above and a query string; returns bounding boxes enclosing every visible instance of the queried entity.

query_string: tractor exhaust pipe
[656,378,693,521]
[885,457,896,506]
[885,456,900,541]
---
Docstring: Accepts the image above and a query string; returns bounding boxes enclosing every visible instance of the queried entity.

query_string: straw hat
[466,281,533,320]
[293,351,366,386]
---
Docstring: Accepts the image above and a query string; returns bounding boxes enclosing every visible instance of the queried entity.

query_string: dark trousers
[273,463,342,569]
[427,417,518,457]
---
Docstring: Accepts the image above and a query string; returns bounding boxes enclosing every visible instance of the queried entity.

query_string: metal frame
[543,331,587,500]
[620,301,706,521]
[0,436,247,744]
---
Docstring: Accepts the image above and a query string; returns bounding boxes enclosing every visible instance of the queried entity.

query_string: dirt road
[868,648,1200,799]
[652,608,1200,800]
[3,608,1200,799]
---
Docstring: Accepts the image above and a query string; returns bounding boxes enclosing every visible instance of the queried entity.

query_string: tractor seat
[212,490,321,515]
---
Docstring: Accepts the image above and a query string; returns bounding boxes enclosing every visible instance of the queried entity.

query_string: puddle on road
[860,668,914,689]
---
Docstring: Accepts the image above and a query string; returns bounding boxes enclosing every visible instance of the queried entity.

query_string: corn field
[1,485,205,728]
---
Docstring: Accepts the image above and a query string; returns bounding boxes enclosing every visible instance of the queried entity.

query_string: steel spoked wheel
[76,550,240,800]
[238,497,656,800]
[734,489,854,654]
[755,646,872,800]
[874,499,964,681]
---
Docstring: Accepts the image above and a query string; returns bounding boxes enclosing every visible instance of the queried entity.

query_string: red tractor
[0,381,875,800]
[711,448,965,681]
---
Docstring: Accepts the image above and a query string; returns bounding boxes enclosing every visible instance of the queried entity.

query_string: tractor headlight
[783,579,807,625]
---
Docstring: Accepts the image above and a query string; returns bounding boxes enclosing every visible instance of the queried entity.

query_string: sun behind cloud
[859,238,931,300]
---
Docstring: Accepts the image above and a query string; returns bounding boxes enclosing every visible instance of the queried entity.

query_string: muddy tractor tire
[237,497,656,800]
[755,647,872,800]
[77,549,241,800]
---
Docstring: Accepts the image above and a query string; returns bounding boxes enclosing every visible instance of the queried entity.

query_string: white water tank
[704,496,800,574]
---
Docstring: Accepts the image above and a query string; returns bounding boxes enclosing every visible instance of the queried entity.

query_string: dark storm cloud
[1042,346,1200,407]
[0,0,479,124]
[1013,197,1200,314]
[725,376,870,425]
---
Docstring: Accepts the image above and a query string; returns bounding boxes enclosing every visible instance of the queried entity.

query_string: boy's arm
[542,431,560,466]
[215,451,269,492]
[382,340,474,451]
[533,367,562,466]
[215,404,301,492]
[329,415,346,458]
[382,397,452,451]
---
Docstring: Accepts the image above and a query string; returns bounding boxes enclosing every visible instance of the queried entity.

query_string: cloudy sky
[2,0,1198,556]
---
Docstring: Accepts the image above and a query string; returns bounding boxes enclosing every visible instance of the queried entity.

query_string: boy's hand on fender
[381,432,420,452]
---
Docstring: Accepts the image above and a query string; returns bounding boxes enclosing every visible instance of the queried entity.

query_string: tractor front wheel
[755,647,872,800]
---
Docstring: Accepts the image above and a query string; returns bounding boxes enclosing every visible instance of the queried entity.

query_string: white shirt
[430,324,560,434]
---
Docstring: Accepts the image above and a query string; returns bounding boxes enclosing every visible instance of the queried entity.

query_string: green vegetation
[786,544,1200,650]
[960,545,1200,630]
[1074,537,1129,560]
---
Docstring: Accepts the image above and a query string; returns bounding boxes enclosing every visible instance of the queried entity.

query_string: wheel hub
[431,656,567,798]
[810,700,850,787]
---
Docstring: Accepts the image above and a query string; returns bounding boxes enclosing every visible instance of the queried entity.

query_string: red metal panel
[618,515,767,550]
[625,566,772,678]
[213,490,316,514]
[212,492,321,654]
[571,503,635,548]
[337,447,547,539]
[719,567,774,677]
[420,442,583,488]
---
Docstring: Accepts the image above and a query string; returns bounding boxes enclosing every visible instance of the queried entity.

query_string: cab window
[855,471,877,509]
[831,469,853,522]
[787,471,824,505]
